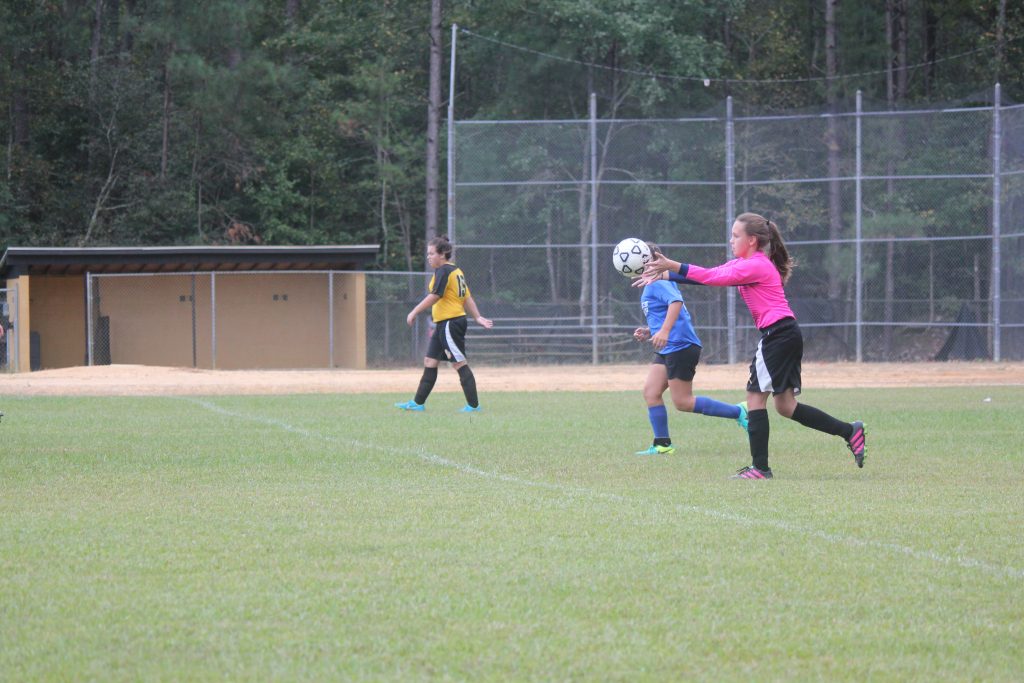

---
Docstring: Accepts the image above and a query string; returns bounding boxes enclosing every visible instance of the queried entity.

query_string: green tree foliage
[0,0,1020,271]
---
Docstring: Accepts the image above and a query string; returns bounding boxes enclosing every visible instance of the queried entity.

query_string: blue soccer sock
[648,404,670,444]
[694,396,741,419]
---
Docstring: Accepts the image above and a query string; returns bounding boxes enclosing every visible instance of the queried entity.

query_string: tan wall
[9,271,368,371]
[29,276,86,369]
[332,272,367,369]
[212,273,331,369]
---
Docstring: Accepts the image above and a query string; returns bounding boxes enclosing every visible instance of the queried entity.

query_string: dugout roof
[0,245,379,277]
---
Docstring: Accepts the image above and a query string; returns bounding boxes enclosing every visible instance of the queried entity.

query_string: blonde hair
[736,212,794,283]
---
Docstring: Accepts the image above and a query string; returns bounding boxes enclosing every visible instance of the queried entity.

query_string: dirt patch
[0,361,1021,397]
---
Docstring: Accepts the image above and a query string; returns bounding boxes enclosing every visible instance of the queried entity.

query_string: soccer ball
[612,238,651,278]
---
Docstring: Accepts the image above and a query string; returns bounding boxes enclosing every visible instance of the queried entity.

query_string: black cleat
[731,465,773,479]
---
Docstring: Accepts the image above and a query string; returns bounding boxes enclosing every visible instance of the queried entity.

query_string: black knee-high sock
[791,403,852,439]
[414,367,438,405]
[457,365,479,408]
[747,408,770,472]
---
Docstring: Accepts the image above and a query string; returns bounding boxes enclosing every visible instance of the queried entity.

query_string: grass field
[1,386,1022,680]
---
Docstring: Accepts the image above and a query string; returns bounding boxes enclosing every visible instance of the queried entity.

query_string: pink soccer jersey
[684,252,795,330]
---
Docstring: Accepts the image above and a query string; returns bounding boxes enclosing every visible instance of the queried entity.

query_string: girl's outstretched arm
[642,252,681,278]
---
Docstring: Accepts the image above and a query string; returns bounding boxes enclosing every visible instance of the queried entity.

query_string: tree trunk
[285,0,300,25]
[109,0,120,56]
[11,84,30,150]
[425,0,442,244]
[885,0,894,105]
[121,0,135,54]
[88,0,104,174]
[160,45,174,180]
[923,2,937,96]
[885,0,895,201]
[824,0,842,300]
[192,116,203,238]
[996,0,1006,81]
[284,0,300,62]
[895,0,908,100]
[89,0,103,100]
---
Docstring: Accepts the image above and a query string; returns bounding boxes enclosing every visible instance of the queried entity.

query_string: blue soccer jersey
[641,280,702,355]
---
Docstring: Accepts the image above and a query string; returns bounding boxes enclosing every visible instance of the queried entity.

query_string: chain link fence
[80,269,655,369]
[74,92,1023,369]
[450,89,1024,364]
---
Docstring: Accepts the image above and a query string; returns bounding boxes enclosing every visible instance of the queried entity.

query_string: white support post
[86,273,94,367]
[991,83,1002,362]
[328,271,335,368]
[447,24,458,243]
[589,92,599,365]
[210,273,217,370]
[725,97,736,364]
[855,90,864,362]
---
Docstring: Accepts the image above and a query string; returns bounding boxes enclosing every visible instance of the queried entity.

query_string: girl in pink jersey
[636,212,866,479]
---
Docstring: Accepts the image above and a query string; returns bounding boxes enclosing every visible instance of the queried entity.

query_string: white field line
[188,398,1024,582]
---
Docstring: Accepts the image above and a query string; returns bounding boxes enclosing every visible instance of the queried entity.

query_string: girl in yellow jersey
[395,235,494,412]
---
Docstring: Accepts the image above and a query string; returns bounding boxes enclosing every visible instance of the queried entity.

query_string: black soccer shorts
[426,316,469,363]
[652,344,701,381]
[747,318,802,395]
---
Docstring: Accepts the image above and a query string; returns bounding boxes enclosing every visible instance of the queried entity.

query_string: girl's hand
[633,327,651,342]
[644,252,672,276]
[632,269,667,288]
[651,328,669,350]
[406,311,416,327]
[475,316,494,329]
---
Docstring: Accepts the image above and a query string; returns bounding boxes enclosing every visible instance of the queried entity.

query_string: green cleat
[735,402,749,432]
[634,444,676,456]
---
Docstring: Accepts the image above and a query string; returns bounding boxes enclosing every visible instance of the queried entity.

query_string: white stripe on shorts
[754,337,774,393]
[444,320,467,363]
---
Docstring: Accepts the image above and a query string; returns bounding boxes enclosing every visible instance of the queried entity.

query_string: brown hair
[736,212,794,283]
[428,234,452,260]
[644,241,662,256]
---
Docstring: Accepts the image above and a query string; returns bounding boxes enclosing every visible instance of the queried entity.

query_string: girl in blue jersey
[632,243,747,455]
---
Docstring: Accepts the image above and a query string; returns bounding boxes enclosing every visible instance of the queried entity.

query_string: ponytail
[766,220,794,284]
[736,212,794,283]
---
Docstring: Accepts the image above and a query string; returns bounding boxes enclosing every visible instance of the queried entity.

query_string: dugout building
[0,245,378,372]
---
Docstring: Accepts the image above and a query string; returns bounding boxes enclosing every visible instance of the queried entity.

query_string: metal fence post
[328,271,335,368]
[590,92,599,364]
[991,83,1002,362]
[211,272,217,370]
[447,23,458,243]
[85,273,94,366]
[10,284,19,372]
[725,96,736,364]
[855,90,864,362]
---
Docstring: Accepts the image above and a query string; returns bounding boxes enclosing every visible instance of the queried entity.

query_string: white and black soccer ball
[612,237,652,278]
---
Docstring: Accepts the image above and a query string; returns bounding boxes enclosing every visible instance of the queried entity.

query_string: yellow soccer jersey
[429,263,470,322]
